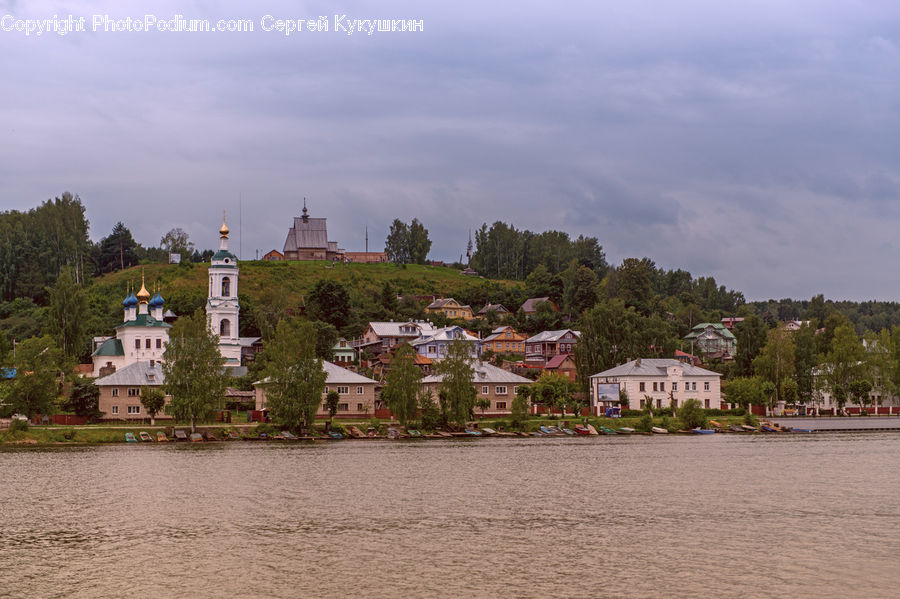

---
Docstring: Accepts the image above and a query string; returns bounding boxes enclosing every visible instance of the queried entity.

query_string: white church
[206,215,242,367]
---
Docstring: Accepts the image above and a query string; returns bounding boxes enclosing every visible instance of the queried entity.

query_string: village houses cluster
[90,207,861,423]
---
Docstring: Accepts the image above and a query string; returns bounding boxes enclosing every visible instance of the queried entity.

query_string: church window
[220,319,231,337]
[222,277,231,296]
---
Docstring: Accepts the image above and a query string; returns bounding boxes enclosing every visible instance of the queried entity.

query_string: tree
[160,227,194,257]
[780,378,799,408]
[63,377,101,420]
[407,218,432,264]
[437,338,476,426]
[98,222,138,273]
[530,372,572,415]
[678,398,708,429]
[760,380,777,416]
[824,324,864,408]
[380,281,399,317]
[562,262,599,318]
[162,309,227,433]
[475,397,491,418]
[510,385,531,429]
[140,386,167,425]
[312,320,339,360]
[306,280,351,331]
[260,318,327,433]
[10,336,63,418]
[46,267,88,361]
[418,387,441,430]
[734,315,768,378]
[385,219,410,265]
[380,343,421,425]
[753,327,795,405]
[722,376,766,411]
[794,323,818,406]
[325,390,340,422]
[848,379,873,413]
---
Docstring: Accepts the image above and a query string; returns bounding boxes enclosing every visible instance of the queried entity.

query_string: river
[2,434,899,598]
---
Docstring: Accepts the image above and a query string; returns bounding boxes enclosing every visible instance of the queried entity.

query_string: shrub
[678,399,708,430]
[659,415,674,431]
[636,413,652,432]
[621,409,643,418]
[9,418,29,433]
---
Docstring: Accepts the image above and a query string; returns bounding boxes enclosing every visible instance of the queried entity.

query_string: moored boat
[573,425,591,435]
[407,429,423,437]
[173,429,189,441]
[729,425,745,433]
[156,431,168,442]
[464,428,482,436]
[125,432,138,443]
[480,427,497,436]
[189,432,203,442]
[692,428,715,434]
[651,427,669,434]
[599,426,617,435]
[139,431,153,442]
[741,424,758,432]
[585,424,600,436]
[616,427,635,434]
[327,430,343,439]
[561,428,576,435]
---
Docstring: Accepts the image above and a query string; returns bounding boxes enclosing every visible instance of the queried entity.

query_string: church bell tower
[206,212,241,366]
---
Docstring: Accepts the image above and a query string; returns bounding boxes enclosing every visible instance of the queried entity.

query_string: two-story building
[476,303,510,319]
[411,326,482,361]
[94,360,172,421]
[253,361,379,419]
[683,323,736,360]
[524,329,580,366]
[425,298,474,320]
[332,337,357,366]
[519,297,560,315]
[360,321,437,352]
[482,326,527,355]
[589,358,723,415]
[421,361,532,417]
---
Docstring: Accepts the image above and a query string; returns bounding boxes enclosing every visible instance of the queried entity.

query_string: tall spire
[219,210,230,238]
[136,269,150,303]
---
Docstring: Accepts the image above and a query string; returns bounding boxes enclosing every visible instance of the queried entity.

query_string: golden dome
[220,212,229,238]
[136,271,151,303]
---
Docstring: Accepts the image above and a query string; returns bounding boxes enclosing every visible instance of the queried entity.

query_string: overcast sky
[2,1,899,301]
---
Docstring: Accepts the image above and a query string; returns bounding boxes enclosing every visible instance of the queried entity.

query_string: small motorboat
[173,429,189,441]
[204,432,219,441]
[573,425,591,435]
[539,426,564,436]
[434,430,453,438]
[156,431,168,442]
[125,432,138,443]
[709,420,723,428]
[651,427,669,434]
[367,426,381,438]
[189,432,203,442]
[692,428,715,434]
[387,428,402,439]
[616,427,635,434]
[139,431,153,442]
[347,426,365,439]
[741,424,758,432]
[226,430,241,440]
[791,428,815,433]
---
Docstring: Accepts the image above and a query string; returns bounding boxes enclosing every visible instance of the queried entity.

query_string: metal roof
[116,313,172,329]
[254,361,378,386]
[283,216,329,252]
[94,361,166,387]
[422,361,533,385]
[590,358,721,379]
[366,321,437,338]
[525,329,580,343]
[91,338,124,357]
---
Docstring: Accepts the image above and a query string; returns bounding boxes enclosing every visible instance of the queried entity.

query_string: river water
[2,434,899,598]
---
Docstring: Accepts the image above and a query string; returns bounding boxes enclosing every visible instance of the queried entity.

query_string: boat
[729,425,745,433]
[480,427,497,436]
[189,432,203,442]
[651,427,669,434]
[278,430,298,440]
[760,425,778,433]
[173,429,189,441]
[226,430,241,440]
[585,424,600,436]
[539,426,564,436]
[573,425,591,435]
[125,432,138,443]
[347,426,365,439]
[327,431,343,439]
[709,420,723,428]
[367,427,381,438]
[561,428,576,435]
[407,429,423,437]
[616,427,635,435]
[205,432,219,441]
[464,429,483,436]
[741,424,758,432]
[434,430,453,438]
[387,428,403,439]
[139,431,153,442]
[156,431,168,442]
[791,428,815,433]
[599,426,617,435]
[692,428,715,434]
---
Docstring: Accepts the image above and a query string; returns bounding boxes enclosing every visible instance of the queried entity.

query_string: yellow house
[482,326,527,355]
[425,298,474,320]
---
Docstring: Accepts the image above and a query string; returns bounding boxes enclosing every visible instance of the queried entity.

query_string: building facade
[94,361,172,421]
[524,330,580,366]
[482,326,527,355]
[253,361,379,418]
[282,201,344,261]
[206,215,241,367]
[422,361,533,417]
[425,298,474,320]
[411,325,482,361]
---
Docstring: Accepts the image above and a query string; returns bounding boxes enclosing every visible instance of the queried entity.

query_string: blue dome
[149,292,164,308]
[123,292,138,308]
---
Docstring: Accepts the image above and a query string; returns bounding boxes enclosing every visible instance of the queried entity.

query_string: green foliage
[510,386,530,429]
[46,267,88,361]
[734,315,768,378]
[475,397,491,416]
[311,320,339,360]
[530,371,573,414]
[98,221,139,274]
[162,309,227,432]
[140,386,167,423]
[63,377,101,420]
[385,218,431,265]
[10,335,63,418]
[306,280,351,331]
[260,318,327,432]
[562,261,599,318]
[436,338,476,426]
[381,344,422,425]
[722,376,766,409]
[325,390,340,420]
[418,387,441,430]
[636,412,652,432]
[825,324,865,400]
[678,398,708,429]
[160,227,194,257]
[9,418,29,433]
[753,327,795,405]
[848,379,873,409]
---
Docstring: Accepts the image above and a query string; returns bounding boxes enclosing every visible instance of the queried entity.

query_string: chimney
[634,358,641,367]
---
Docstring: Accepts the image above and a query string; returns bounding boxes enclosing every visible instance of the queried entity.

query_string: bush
[621,409,643,418]
[678,399,708,430]
[659,415,675,431]
[9,418,29,433]
[704,408,745,416]
[636,413,652,432]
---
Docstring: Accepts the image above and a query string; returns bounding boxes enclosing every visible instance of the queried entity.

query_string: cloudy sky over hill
[2,0,899,301]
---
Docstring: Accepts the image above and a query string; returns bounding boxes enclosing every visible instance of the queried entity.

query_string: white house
[589,358,723,415]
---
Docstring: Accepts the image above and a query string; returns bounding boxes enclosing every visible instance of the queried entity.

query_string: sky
[1,1,899,302]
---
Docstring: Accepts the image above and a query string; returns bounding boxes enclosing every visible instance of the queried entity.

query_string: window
[337,386,349,394]
[134,339,140,349]
[220,319,231,337]
[482,386,489,395]
[338,403,348,411]
[145,338,151,349]
[221,277,230,296]
[428,346,436,354]
[324,387,329,393]
[156,339,162,349]
[704,382,710,391]
[128,388,140,397]
[653,382,658,392]
[127,405,141,414]
[660,382,665,392]
[672,382,678,391]
[704,398,710,409]
[496,386,507,395]
[496,401,507,410]
[693,382,698,391]
[357,386,364,394]
[112,388,119,397]
[357,403,363,411]
[513,386,519,395]
[639,382,645,392]
[111,406,119,414]
[656,399,662,408]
